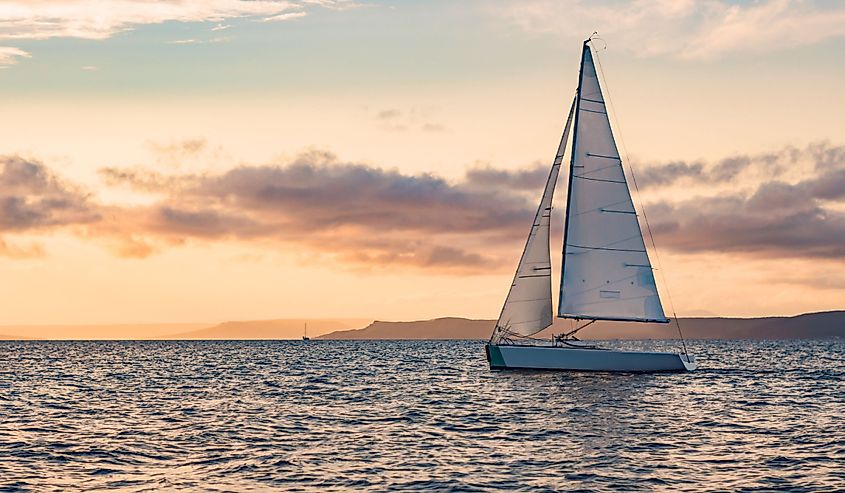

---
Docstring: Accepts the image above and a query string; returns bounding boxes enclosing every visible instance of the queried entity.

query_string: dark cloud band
[2,141,843,271]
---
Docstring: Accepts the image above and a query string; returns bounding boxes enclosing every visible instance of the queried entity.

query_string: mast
[558,40,588,319]
[557,39,668,324]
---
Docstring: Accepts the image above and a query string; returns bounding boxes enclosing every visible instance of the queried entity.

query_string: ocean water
[1,339,843,492]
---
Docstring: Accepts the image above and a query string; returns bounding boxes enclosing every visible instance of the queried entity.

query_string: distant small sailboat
[486,36,696,372]
[302,323,310,341]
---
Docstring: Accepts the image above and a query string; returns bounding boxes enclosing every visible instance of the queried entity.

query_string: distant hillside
[2,312,841,341]
[164,318,372,340]
[319,311,845,340]
[321,318,494,340]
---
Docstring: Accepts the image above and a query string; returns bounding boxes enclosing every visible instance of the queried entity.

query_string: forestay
[557,43,667,323]
[493,99,576,341]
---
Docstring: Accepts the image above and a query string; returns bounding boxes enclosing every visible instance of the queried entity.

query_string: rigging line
[590,41,689,357]
[561,319,595,338]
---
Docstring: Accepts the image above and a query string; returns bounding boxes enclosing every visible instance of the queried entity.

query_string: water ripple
[0,339,843,492]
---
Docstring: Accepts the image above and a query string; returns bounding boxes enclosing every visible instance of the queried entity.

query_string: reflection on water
[1,339,843,491]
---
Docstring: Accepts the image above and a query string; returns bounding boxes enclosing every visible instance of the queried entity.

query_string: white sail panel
[493,100,576,341]
[558,44,667,323]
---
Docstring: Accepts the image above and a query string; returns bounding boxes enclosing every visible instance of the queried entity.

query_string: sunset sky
[1,0,844,328]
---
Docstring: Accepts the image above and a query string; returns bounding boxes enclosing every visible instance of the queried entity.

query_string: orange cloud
[0,155,99,231]
[3,141,844,274]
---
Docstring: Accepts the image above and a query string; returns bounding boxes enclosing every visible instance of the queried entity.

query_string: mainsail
[492,99,576,342]
[557,42,667,323]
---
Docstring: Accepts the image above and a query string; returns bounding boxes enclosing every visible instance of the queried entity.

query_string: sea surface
[1,339,843,492]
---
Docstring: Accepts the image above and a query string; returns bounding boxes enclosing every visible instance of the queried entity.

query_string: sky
[1,0,844,327]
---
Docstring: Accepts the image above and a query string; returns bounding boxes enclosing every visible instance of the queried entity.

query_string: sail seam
[569,294,654,306]
[573,175,626,184]
[567,233,644,250]
[585,153,620,160]
[568,244,645,253]
[573,199,630,216]
[578,163,619,176]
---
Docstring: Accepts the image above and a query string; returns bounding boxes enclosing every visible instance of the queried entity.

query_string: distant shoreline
[1,311,842,341]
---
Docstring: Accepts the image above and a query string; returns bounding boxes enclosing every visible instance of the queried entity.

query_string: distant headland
[317,311,845,341]
[2,312,842,340]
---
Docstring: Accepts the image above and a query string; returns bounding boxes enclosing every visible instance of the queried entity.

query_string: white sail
[557,43,667,323]
[492,99,576,342]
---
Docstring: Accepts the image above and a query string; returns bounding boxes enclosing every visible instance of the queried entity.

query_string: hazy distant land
[0,320,371,341]
[1,312,842,340]
[318,311,845,341]
[163,319,372,340]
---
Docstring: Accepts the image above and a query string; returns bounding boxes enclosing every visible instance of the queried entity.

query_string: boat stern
[680,353,697,371]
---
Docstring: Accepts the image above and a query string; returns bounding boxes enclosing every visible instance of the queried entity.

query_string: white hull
[486,344,696,372]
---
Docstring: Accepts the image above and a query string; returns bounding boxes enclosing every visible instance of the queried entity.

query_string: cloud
[151,152,531,235]
[373,108,447,133]
[650,160,845,260]
[421,123,446,133]
[96,150,534,270]
[168,36,231,45]
[0,0,357,63]
[98,167,192,193]
[147,137,207,157]
[635,161,704,188]
[0,0,346,65]
[629,142,845,260]
[5,140,844,274]
[0,155,100,231]
[300,0,362,10]
[374,108,407,131]
[635,142,842,189]
[0,46,29,66]
[491,0,845,59]
[139,137,223,169]
[376,109,401,120]
[262,12,308,22]
[465,163,548,191]
[0,1,300,41]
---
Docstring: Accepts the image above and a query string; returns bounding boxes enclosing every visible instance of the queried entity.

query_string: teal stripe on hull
[485,344,506,369]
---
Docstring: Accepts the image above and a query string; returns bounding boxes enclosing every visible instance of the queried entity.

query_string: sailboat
[486,37,696,372]
[302,322,310,341]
